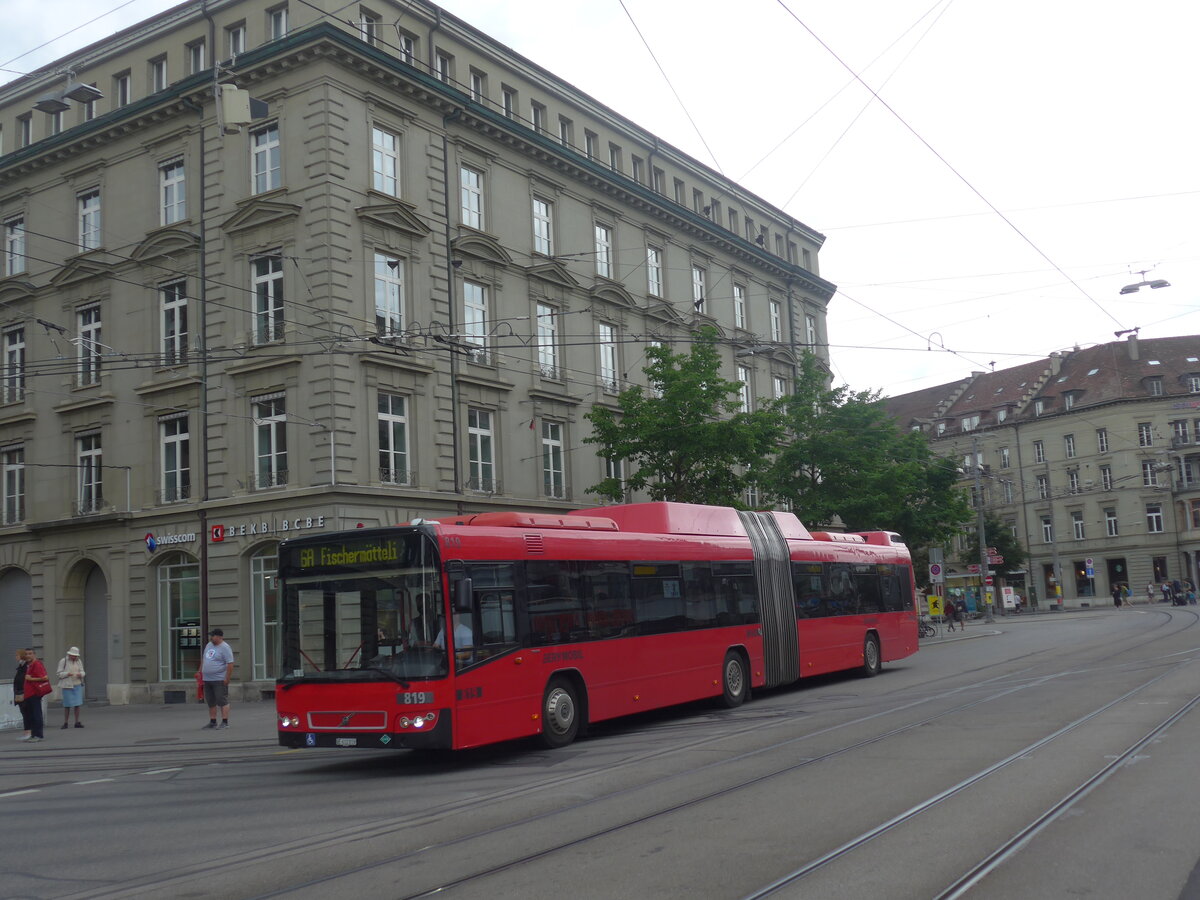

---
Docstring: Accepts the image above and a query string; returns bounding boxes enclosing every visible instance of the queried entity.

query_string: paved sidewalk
[1,697,279,751]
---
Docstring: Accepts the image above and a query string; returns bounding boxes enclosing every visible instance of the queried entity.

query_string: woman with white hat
[56,647,85,729]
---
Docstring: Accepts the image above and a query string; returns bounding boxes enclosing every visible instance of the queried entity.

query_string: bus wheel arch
[717,648,750,708]
[861,631,882,677]
[540,671,587,749]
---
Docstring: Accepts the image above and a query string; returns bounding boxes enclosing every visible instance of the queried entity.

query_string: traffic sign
[967,564,981,574]
[985,575,994,586]
[988,555,1004,565]
[929,563,943,583]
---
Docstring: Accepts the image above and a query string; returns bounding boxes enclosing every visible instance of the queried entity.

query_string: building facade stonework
[0,0,835,701]
[887,335,1200,608]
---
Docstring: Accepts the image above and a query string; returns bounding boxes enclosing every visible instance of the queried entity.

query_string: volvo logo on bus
[340,713,356,727]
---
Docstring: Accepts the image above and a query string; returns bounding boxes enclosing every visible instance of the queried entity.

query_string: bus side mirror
[454,578,473,613]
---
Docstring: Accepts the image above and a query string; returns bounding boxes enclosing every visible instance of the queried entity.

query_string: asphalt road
[4,606,1200,899]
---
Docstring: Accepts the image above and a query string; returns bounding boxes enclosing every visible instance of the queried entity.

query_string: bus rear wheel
[861,634,882,677]
[540,677,580,748]
[718,651,748,708]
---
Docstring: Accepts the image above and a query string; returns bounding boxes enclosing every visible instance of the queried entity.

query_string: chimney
[1049,351,1062,376]
[1126,333,1139,360]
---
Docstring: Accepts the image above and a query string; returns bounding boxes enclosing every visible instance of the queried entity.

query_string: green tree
[962,513,1028,575]
[584,329,782,505]
[762,353,971,548]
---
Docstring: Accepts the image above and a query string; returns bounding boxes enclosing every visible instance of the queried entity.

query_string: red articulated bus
[275,502,918,751]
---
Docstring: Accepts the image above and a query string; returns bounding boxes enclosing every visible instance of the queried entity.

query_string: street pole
[973,435,994,623]
[1046,462,1063,609]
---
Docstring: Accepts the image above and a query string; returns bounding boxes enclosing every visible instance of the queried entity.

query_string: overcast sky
[4,0,1198,396]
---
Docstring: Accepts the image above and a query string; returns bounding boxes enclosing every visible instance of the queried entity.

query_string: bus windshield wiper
[365,666,411,688]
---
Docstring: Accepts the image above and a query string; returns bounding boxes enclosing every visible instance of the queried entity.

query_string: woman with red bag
[20,647,50,743]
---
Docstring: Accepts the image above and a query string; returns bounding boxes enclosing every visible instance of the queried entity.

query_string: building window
[773,376,788,400]
[83,94,97,121]
[1138,422,1153,446]
[532,197,553,256]
[1064,434,1076,458]
[1192,499,1200,529]
[1171,419,1189,444]
[18,114,32,147]
[1037,474,1049,500]
[466,408,495,492]
[1142,460,1159,487]
[1068,470,1080,494]
[962,415,980,432]
[631,156,643,184]
[250,548,280,681]
[157,553,201,681]
[251,124,281,194]
[1096,428,1108,453]
[734,285,746,329]
[252,254,284,344]
[78,190,101,250]
[609,144,622,172]
[373,252,404,336]
[1188,375,1200,393]
[188,40,207,74]
[268,6,288,40]
[1034,398,1045,416]
[652,168,665,194]
[1041,516,1053,543]
[502,87,516,119]
[434,51,452,83]
[541,421,565,499]
[646,246,663,297]
[48,109,63,136]
[1147,377,1163,396]
[997,409,1008,423]
[77,304,101,386]
[691,265,706,312]
[585,131,599,160]
[396,31,415,65]
[2,327,24,403]
[227,23,246,57]
[1000,447,1010,468]
[462,281,488,362]
[160,414,190,502]
[535,303,558,378]
[1,446,24,524]
[253,395,287,489]
[1071,511,1084,540]
[737,365,751,412]
[377,392,409,485]
[1033,440,1045,463]
[160,159,186,225]
[605,456,625,495]
[768,301,784,342]
[459,165,484,229]
[358,9,381,45]
[531,102,546,133]
[805,314,818,347]
[1105,508,1118,537]
[594,224,612,278]
[558,116,572,147]
[77,432,103,513]
[1146,504,1164,533]
[469,70,485,103]
[692,189,705,213]
[1002,480,1014,503]
[114,73,130,108]
[598,322,618,392]
[1063,392,1075,410]
[160,280,188,366]
[150,56,168,92]
[370,126,400,196]
[4,218,25,276]
[1101,465,1113,491]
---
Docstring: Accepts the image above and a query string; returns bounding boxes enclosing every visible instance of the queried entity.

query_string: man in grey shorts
[198,629,235,729]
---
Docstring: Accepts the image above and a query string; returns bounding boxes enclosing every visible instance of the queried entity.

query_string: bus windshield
[278,532,446,682]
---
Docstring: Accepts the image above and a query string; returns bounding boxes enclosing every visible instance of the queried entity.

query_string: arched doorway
[83,565,109,700]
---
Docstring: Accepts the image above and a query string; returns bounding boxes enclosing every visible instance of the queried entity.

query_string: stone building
[887,335,1200,607]
[0,0,834,701]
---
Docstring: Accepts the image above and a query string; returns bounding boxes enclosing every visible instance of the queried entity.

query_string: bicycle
[918,617,937,638]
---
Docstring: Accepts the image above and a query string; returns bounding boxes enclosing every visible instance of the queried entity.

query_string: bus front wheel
[540,677,580,748]
[718,651,748,708]
[862,634,882,677]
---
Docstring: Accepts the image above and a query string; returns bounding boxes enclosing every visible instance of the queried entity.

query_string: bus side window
[683,561,718,629]
[824,562,856,616]
[712,561,759,625]
[854,564,882,614]
[526,560,584,645]
[792,562,823,619]
[579,560,634,639]
[631,562,685,635]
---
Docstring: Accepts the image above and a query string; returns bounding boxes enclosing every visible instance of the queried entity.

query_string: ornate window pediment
[356,200,431,240]
[220,197,303,236]
[589,282,638,310]
[645,300,688,326]
[50,255,115,288]
[0,280,37,307]
[452,232,511,264]
[526,260,580,290]
[130,227,200,262]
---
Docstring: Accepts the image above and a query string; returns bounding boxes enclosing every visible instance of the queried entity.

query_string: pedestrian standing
[56,647,86,729]
[944,599,957,632]
[12,649,31,741]
[1162,582,1172,604]
[197,629,234,729]
[20,647,49,743]
[1112,585,1123,608]
[1147,582,1155,603]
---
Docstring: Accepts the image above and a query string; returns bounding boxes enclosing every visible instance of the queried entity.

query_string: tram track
[50,609,1200,899]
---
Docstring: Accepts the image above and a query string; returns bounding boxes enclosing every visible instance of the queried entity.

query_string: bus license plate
[335,737,357,747]
[398,691,435,705]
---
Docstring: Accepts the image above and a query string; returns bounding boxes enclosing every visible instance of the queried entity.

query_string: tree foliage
[584,329,782,506]
[962,513,1028,574]
[760,353,972,548]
